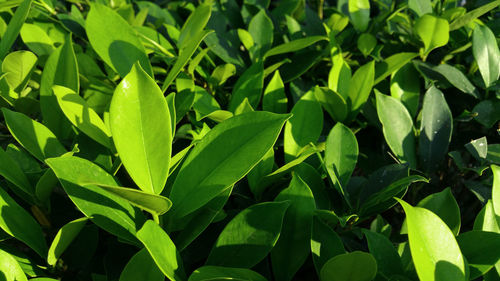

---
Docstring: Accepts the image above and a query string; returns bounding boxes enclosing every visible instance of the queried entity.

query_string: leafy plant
[0,0,499,280]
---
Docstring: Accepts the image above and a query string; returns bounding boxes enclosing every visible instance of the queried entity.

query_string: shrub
[0,0,499,280]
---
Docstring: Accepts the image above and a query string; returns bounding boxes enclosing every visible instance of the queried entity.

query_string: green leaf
[87,184,172,216]
[39,34,79,139]
[311,216,346,276]
[46,156,146,243]
[346,60,374,121]
[363,229,404,278]
[53,85,113,149]
[313,86,347,122]
[398,199,466,281]
[320,251,377,281]
[177,3,212,51]
[168,112,290,219]
[414,15,450,60]
[348,0,370,32]
[263,70,288,114]
[325,122,358,198]
[474,200,500,232]
[264,36,328,59]
[408,0,432,16]
[0,0,33,60]
[374,52,419,85]
[119,249,164,281]
[328,53,351,99]
[2,50,37,93]
[161,4,212,91]
[188,266,267,281]
[418,187,461,235]
[0,249,28,281]
[172,187,232,251]
[295,163,331,210]
[357,33,376,57]
[136,220,185,281]
[449,0,500,31]
[492,165,500,226]
[248,149,274,199]
[2,108,67,162]
[419,87,453,172]
[390,63,420,117]
[472,24,500,88]
[465,136,488,160]
[209,64,236,86]
[248,9,274,61]
[86,3,152,77]
[473,99,500,128]
[19,23,53,57]
[432,64,480,98]
[206,201,289,268]
[284,90,323,161]
[375,92,417,169]
[228,61,264,112]
[47,217,88,266]
[110,63,172,194]
[457,231,500,279]
[0,186,47,258]
[0,146,33,196]
[271,174,316,281]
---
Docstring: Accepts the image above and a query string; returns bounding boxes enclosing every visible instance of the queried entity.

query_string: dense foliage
[0,0,499,280]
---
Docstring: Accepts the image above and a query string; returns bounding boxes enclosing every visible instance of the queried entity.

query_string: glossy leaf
[0,249,28,281]
[228,61,264,112]
[2,50,37,93]
[207,201,289,268]
[457,231,500,279]
[47,217,88,266]
[110,63,172,194]
[398,199,466,281]
[0,0,33,60]
[449,0,500,31]
[375,92,417,169]
[2,108,67,162]
[417,188,461,235]
[414,15,449,60]
[492,165,500,226]
[0,187,47,257]
[357,33,376,57]
[320,251,377,281]
[313,86,347,122]
[472,24,500,88]
[329,53,351,99]
[466,137,488,160]
[311,216,346,275]
[88,184,172,216]
[53,85,113,149]
[374,52,419,85]
[0,147,33,196]
[295,163,330,210]
[39,34,79,139]
[46,156,146,243]
[348,0,370,32]
[363,229,404,278]
[271,174,316,281]
[408,0,432,16]
[284,90,323,161]
[263,70,288,114]
[119,249,164,281]
[346,60,374,121]
[248,9,273,61]
[86,3,152,77]
[325,122,358,198]
[419,87,453,172]
[168,112,290,218]
[189,266,267,281]
[136,220,185,281]
[264,36,328,59]
[390,63,420,117]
